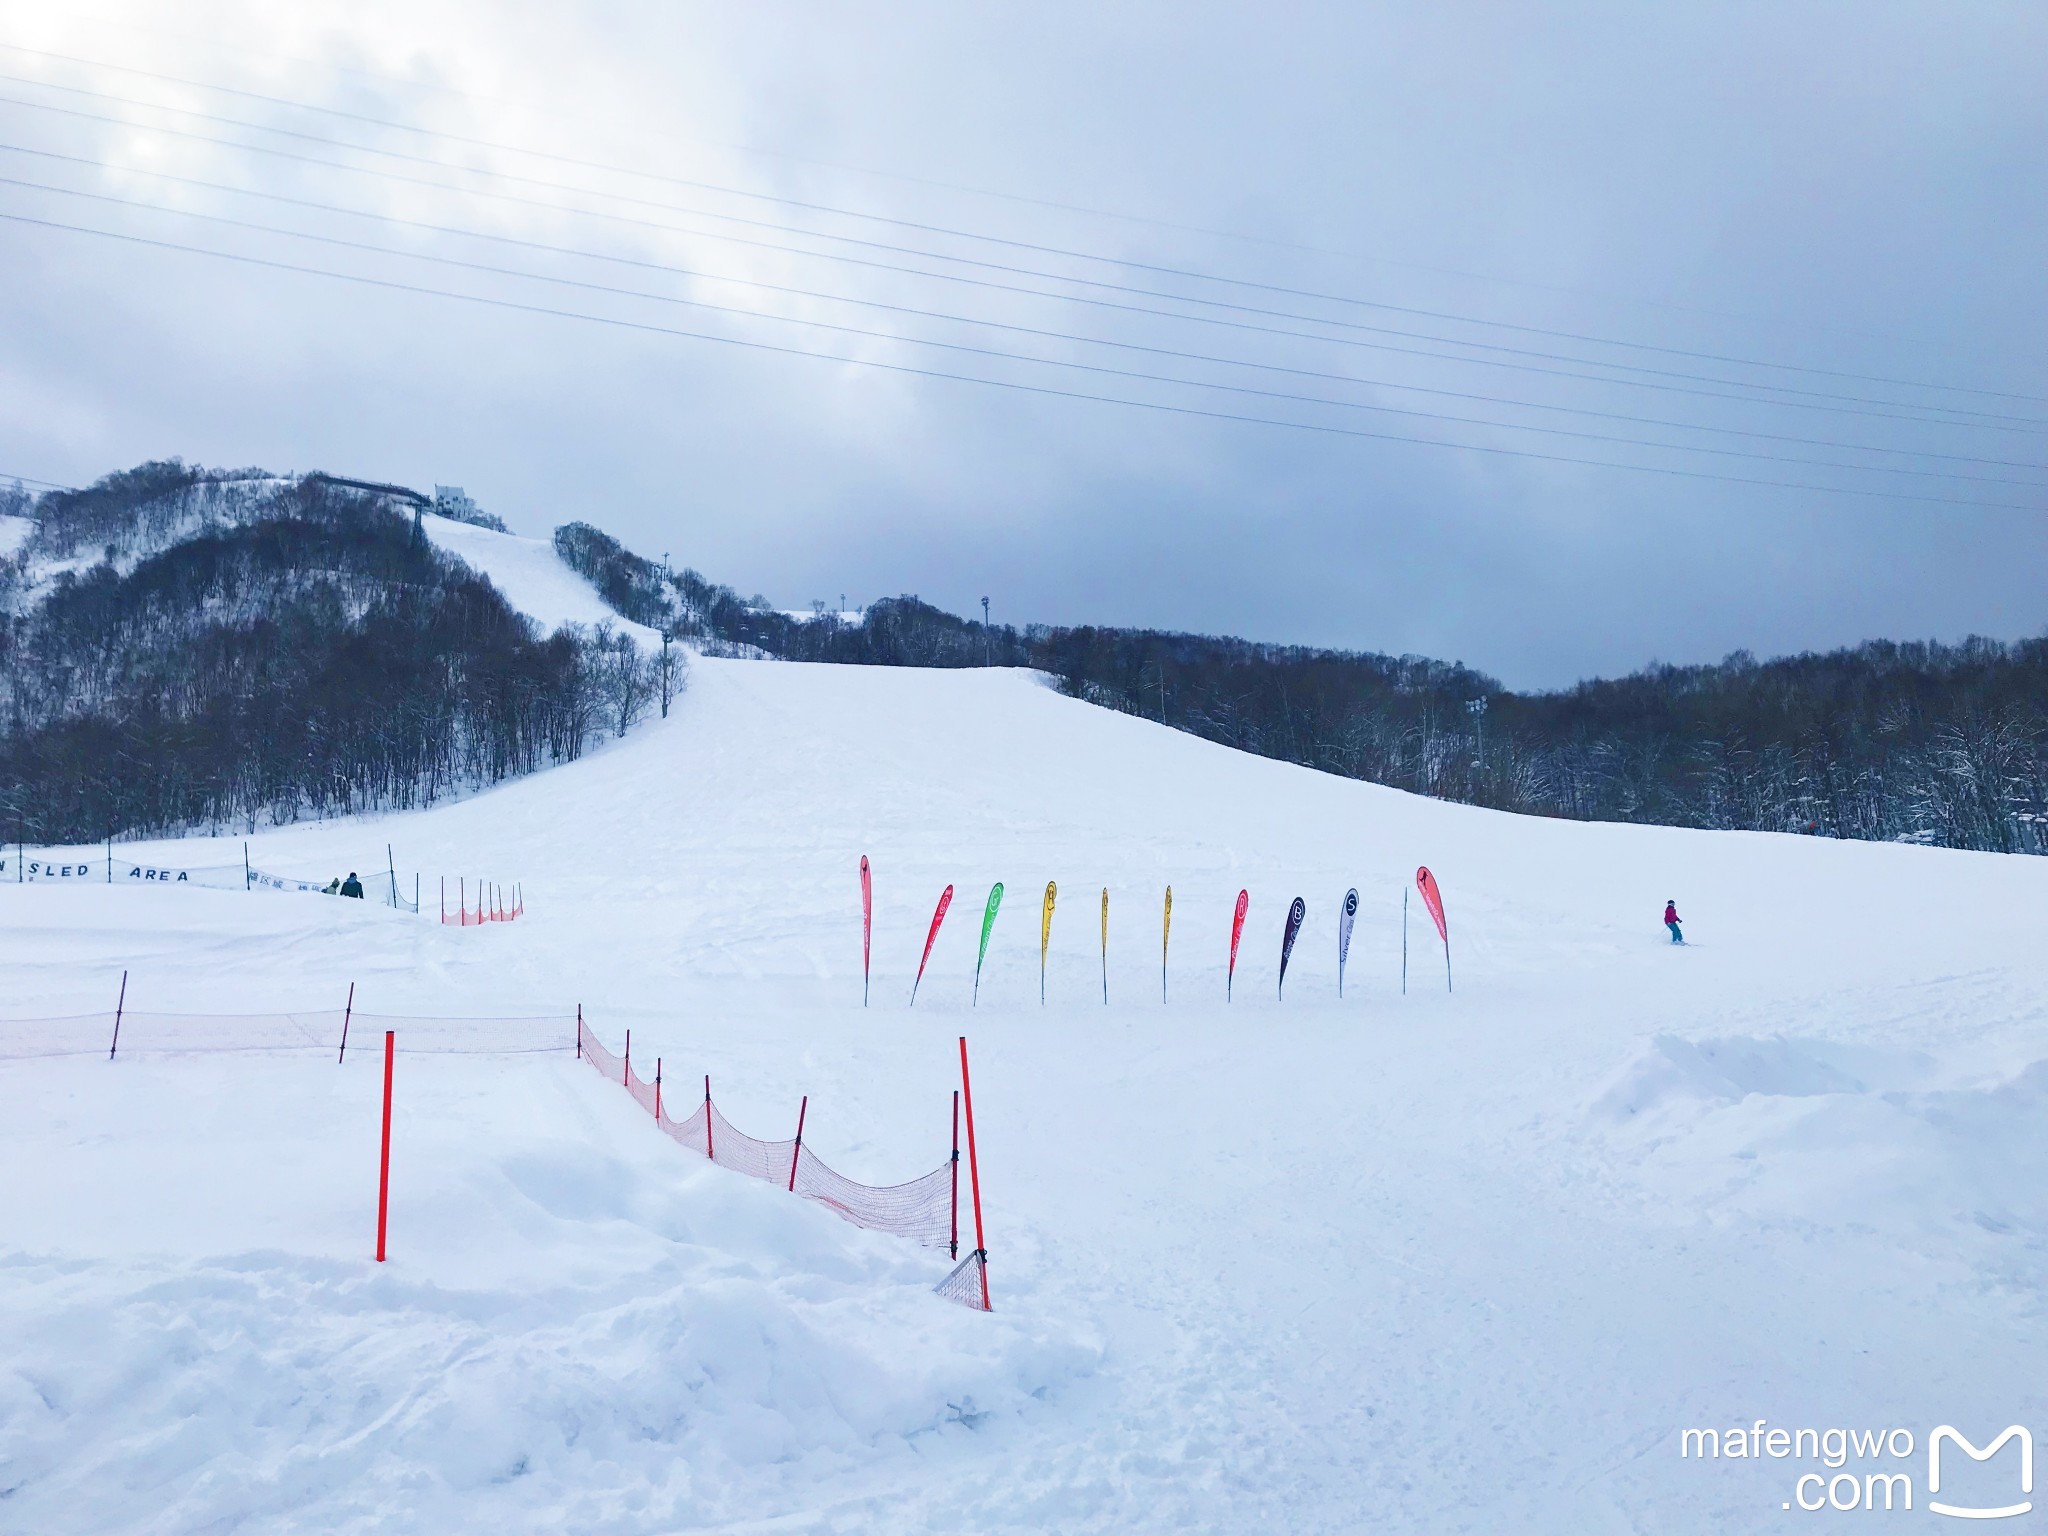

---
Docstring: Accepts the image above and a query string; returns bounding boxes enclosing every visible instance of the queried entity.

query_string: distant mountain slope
[7,460,2043,853]
[551,517,2048,855]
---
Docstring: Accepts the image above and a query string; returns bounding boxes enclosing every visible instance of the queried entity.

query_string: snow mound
[1592,1032,1936,1116]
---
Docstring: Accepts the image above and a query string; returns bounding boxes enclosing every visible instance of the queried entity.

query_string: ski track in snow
[4,653,2047,1532]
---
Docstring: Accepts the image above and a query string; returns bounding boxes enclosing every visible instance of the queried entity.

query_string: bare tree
[657,629,690,718]
[589,624,657,738]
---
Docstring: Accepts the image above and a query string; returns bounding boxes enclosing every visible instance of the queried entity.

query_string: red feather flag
[859,855,873,1007]
[1415,867,1451,991]
[1228,889,1249,1001]
[911,884,954,1006]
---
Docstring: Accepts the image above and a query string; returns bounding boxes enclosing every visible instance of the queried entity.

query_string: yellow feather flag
[1040,880,1056,1004]
[1100,887,1110,1005]
[1161,885,1173,1004]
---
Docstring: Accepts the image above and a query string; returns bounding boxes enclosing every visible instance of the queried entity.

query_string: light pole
[981,596,990,666]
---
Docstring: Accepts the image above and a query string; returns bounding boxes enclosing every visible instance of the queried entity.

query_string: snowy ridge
[4,657,2048,1530]
[0,472,653,652]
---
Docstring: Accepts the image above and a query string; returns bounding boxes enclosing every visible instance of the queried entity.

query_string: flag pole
[958,1036,990,1312]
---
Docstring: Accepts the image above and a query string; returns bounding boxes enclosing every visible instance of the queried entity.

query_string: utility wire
[3,92,2038,442]
[9,175,2040,488]
[2,204,2038,512]
[4,41,2040,410]
[2,76,2039,431]
[9,144,2039,477]
[15,19,2010,360]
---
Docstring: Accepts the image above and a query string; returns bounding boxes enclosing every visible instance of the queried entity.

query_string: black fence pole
[108,969,128,1059]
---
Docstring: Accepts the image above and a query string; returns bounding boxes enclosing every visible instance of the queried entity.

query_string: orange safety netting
[578,1017,976,1298]
[0,1009,573,1060]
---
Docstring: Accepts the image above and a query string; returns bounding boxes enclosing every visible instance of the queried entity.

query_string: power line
[2,75,2040,432]
[0,469,72,491]
[4,148,2031,481]
[6,158,2041,487]
[0,25,1820,330]
[4,86,2031,438]
[6,83,2032,437]
[3,204,2038,512]
[19,16,2009,366]
[4,40,2040,409]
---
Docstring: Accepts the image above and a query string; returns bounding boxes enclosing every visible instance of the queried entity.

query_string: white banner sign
[3,853,245,890]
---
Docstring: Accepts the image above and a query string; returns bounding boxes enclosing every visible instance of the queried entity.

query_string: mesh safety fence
[934,1251,991,1311]
[624,1055,660,1117]
[0,1009,573,1060]
[3,1006,981,1307]
[578,1018,980,1303]
[792,1145,954,1249]
[2,850,422,909]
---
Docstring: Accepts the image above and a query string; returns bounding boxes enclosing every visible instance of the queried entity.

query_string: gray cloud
[1,0,2041,686]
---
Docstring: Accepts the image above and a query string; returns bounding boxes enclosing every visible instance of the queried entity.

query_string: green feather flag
[973,881,1004,1005]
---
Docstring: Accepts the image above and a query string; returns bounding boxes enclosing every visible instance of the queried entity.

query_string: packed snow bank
[5,657,2048,1531]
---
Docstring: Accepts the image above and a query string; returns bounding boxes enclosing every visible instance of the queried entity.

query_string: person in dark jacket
[1664,900,1683,944]
[340,871,365,899]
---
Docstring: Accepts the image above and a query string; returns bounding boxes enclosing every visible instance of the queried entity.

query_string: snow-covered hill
[4,657,2046,1532]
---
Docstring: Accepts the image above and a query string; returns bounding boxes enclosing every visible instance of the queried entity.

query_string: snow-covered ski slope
[419,511,665,644]
[6,655,2048,1533]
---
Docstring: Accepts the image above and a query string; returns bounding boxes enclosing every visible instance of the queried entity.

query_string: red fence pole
[623,1029,631,1084]
[950,1089,960,1261]
[958,1036,990,1310]
[375,1030,395,1262]
[788,1095,808,1191]
[704,1075,714,1160]
[108,968,128,1060]
[337,981,355,1064]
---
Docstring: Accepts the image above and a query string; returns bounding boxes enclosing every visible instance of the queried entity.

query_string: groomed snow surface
[5,658,2047,1533]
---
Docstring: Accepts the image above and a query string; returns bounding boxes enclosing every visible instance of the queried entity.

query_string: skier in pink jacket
[1664,900,1683,945]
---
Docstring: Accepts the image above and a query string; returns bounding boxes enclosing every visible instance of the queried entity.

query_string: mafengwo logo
[1679,1421,2032,1517]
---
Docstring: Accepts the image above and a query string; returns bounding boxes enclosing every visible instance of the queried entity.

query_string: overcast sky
[0,1,2042,687]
